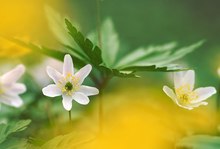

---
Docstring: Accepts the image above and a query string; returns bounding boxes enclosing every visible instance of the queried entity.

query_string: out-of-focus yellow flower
[39,86,216,149]
[0,37,30,58]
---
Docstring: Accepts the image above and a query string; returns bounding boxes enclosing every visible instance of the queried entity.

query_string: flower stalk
[69,110,72,123]
[96,0,104,134]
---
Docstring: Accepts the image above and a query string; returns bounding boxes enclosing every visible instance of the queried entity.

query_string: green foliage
[11,12,204,80]
[65,19,103,66]
[176,135,220,149]
[87,18,120,67]
[0,138,28,149]
[40,131,95,149]
[0,120,31,149]
[65,18,204,74]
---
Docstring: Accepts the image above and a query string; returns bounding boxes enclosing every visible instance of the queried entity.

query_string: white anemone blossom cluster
[0,65,26,108]
[42,54,99,111]
[163,70,216,110]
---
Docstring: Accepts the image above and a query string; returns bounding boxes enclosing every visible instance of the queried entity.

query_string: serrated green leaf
[176,135,220,149]
[0,120,31,144]
[115,42,177,68]
[116,41,204,69]
[65,19,103,66]
[88,18,120,67]
[99,66,139,78]
[121,64,186,72]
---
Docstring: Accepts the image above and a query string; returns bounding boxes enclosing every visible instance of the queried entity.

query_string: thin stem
[69,110,72,123]
[96,0,102,49]
[98,90,103,134]
[96,0,104,134]
[216,82,220,133]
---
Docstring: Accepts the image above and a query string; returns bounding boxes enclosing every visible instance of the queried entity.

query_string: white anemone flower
[42,54,99,111]
[163,70,216,110]
[0,64,26,108]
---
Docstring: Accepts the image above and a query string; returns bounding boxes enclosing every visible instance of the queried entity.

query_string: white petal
[192,87,216,103]
[72,92,89,105]
[62,95,72,111]
[75,64,92,84]
[42,84,62,97]
[163,86,178,104]
[190,102,208,108]
[46,66,63,84]
[1,64,25,84]
[7,83,26,95]
[78,85,99,96]
[63,54,74,76]
[182,70,195,91]
[174,71,185,89]
[0,94,23,108]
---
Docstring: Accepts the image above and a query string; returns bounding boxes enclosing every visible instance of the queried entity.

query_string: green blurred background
[45,0,220,86]
[1,0,220,86]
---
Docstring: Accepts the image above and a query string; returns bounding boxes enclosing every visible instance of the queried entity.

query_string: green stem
[98,90,103,134]
[69,110,72,123]
[96,0,104,134]
[216,82,220,131]
[96,0,102,49]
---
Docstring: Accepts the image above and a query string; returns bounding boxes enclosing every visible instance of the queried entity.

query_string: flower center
[65,82,73,91]
[175,84,198,105]
[57,73,80,96]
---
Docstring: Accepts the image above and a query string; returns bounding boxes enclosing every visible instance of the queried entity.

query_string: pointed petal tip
[16,64,26,75]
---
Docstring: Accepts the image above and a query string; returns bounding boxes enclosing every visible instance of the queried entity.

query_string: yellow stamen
[175,84,198,105]
[57,73,80,96]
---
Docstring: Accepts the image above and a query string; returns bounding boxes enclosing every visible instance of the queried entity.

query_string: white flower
[42,54,99,111]
[0,64,26,108]
[163,70,216,110]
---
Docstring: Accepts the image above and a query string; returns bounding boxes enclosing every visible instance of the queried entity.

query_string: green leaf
[44,5,87,60]
[115,41,204,69]
[176,135,220,149]
[115,42,177,68]
[99,66,139,78]
[41,131,95,149]
[88,18,120,67]
[0,137,28,149]
[0,120,31,144]
[121,64,186,72]
[44,5,78,48]
[65,19,103,66]
[9,38,86,69]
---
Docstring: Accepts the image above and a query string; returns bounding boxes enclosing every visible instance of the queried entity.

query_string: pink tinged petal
[42,84,62,97]
[192,87,217,103]
[46,66,63,84]
[0,94,23,108]
[62,95,73,111]
[163,86,178,104]
[72,92,89,105]
[7,83,26,95]
[63,54,74,76]
[1,64,25,84]
[174,71,185,89]
[78,85,99,96]
[75,64,92,84]
[182,70,195,91]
